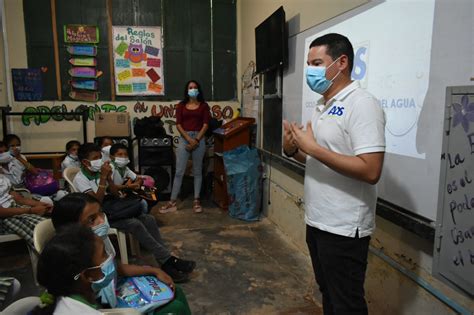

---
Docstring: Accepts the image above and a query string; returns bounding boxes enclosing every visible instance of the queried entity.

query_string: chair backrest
[2,296,40,313]
[33,219,56,253]
[63,166,80,192]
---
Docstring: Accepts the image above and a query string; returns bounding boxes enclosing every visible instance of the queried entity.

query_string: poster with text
[112,26,164,96]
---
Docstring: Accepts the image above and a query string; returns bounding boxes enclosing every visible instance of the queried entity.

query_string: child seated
[51,194,191,314]
[1,135,38,187]
[73,143,195,283]
[98,136,113,162]
[0,174,52,248]
[61,140,81,171]
[109,143,149,214]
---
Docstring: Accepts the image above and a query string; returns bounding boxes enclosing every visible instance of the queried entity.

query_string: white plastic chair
[33,219,55,253]
[61,167,133,264]
[62,166,80,192]
[2,296,40,313]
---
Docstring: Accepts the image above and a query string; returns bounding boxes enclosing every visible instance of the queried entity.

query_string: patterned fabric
[0,214,45,248]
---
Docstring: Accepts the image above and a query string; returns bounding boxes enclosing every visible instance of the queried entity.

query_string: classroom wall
[238,0,474,314]
[1,0,239,152]
[0,28,6,106]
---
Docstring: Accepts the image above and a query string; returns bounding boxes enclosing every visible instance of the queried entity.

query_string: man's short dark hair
[78,143,101,162]
[309,33,354,72]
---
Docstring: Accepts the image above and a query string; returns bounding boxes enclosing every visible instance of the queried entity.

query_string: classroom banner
[112,26,164,96]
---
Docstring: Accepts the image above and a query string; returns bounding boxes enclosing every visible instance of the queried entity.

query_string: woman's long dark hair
[182,80,205,104]
[52,193,100,230]
[31,224,97,315]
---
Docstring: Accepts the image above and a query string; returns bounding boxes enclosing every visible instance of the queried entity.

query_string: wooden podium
[212,117,255,210]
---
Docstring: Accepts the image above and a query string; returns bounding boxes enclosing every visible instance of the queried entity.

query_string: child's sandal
[159,201,177,214]
[193,200,202,213]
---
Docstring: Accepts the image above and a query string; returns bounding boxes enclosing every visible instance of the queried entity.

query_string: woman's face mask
[188,88,199,98]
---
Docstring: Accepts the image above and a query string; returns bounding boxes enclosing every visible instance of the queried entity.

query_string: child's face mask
[114,157,130,168]
[87,158,103,172]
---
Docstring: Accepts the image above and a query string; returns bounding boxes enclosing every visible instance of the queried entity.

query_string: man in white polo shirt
[283,33,385,315]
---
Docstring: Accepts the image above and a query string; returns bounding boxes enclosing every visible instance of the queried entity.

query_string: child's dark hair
[98,136,113,147]
[0,141,6,149]
[3,134,21,146]
[31,224,96,315]
[78,143,101,161]
[110,143,128,156]
[66,140,81,152]
[52,193,100,230]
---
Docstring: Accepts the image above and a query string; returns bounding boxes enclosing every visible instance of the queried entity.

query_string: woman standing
[160,80,211,214]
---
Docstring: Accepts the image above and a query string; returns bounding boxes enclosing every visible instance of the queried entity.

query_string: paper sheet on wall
[112,26,164,96]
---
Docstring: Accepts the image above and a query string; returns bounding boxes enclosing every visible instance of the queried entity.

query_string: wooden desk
[25,153,64,180]
[212,117,255,210]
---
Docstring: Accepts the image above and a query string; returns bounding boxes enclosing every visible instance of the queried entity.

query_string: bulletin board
[112,26,164,96]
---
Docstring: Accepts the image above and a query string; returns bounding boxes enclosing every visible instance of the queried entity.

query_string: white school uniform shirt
[61,155,81,171]
[73,168,105,194]
[53,296,101,315]
[110,163,137,185]
[1,155,27,186]
[304,81,386,238]
[0,175,14,208]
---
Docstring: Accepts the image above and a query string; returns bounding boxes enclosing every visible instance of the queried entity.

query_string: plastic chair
[61,167,132,264]
[62,166,80,192]
[33,219,55,253]
[2,296,40,313]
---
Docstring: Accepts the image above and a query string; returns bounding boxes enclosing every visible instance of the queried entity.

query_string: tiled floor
[0,198,322,314]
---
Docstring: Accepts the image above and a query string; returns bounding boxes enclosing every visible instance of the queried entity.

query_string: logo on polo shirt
[327,105,344,116]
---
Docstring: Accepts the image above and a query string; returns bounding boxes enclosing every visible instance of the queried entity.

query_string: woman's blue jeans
[170,132,206,200]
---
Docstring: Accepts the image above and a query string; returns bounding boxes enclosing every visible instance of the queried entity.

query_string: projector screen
[282,0,474,220]
[301,0,435,159]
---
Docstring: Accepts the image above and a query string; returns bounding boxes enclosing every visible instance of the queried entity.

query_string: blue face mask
[305,57,342,94]
[91,254,117,307]
[188,88,199,98]
[92,214,110,238]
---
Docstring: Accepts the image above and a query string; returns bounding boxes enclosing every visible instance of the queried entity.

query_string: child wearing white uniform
[61,140,81,171]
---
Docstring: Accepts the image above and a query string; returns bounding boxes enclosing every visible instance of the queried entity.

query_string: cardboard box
[95,112,131,137]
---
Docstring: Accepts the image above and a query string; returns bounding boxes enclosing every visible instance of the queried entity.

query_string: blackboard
[433,85,474,296]
[11,68,44,101]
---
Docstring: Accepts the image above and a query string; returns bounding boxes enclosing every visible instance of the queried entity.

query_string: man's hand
[291,121,319,155]
[283,120,298,154]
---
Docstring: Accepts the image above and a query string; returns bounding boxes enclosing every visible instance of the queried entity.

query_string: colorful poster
[112,26,164,96]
